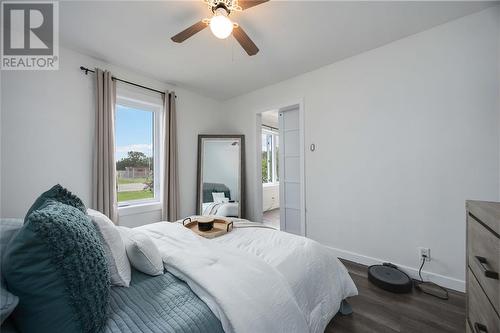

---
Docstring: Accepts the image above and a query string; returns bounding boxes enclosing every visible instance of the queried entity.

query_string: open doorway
[261,110,280,229]
[257,102,305,235]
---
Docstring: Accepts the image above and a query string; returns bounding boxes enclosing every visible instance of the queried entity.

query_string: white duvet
[136,220,357,333]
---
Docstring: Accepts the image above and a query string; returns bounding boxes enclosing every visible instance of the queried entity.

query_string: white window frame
[115,92,162,209]
[262,128,279,186]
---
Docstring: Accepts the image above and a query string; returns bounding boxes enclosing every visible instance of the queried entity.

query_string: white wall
[221,7,500,290]
[1,47,226,225]
[263,184,279,211]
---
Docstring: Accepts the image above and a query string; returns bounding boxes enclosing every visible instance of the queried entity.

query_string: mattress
[105,269,224,333]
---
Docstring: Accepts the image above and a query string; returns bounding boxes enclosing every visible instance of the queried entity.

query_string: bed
[2,218,357,333]
[201,183,240,217]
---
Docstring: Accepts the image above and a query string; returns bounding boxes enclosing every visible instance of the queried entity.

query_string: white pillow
[212,192,226,203]
[87,208,131,287]
[117,227,163,276]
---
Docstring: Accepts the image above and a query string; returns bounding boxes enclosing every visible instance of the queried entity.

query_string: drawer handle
[474,322,488,333]
[475,256,499,280]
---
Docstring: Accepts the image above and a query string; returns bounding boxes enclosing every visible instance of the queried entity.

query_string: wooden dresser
[466,201,500,333]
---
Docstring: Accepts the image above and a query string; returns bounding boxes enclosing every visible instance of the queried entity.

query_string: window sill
[118,202,162,217]
[263,182,279,188]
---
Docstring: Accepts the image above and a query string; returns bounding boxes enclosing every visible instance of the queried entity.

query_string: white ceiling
[60,1,494,100]
[262,110,279,128]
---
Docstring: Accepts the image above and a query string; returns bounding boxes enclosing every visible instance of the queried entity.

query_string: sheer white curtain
[161,91,179,221]
[92,68,118,222]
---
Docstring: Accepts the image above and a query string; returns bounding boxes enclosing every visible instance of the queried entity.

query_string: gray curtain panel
[92,68,118,223]
[162,91,179,221]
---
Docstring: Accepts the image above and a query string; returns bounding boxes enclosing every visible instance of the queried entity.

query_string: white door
[279,107,302,235]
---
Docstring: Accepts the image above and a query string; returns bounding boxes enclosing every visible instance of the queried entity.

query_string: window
[262,128,279,184]
[115,92,161,207]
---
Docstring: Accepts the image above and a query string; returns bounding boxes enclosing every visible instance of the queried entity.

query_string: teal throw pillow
[24,184,86,222]
[3,200,110,333]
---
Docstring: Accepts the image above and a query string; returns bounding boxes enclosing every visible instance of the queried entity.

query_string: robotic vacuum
[368,263,412,293]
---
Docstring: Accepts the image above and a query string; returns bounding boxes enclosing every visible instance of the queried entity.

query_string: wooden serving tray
[182,217,234,239]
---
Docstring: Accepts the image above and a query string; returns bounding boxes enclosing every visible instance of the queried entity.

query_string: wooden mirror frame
[196,134,245,218]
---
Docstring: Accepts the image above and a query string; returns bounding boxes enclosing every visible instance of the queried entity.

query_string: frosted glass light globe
[210,14,233,39]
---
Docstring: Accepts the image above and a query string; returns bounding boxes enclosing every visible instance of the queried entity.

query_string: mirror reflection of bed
[197,135,245,218]
[202,182,239,217]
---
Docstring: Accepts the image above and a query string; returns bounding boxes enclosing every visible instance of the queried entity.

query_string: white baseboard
[328,246,465,292]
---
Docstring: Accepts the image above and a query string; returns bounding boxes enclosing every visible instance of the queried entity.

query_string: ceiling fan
[171,0,269,56]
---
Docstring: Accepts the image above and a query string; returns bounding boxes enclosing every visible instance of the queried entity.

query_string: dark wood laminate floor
[263,208,280,229]
[326,260,466,333]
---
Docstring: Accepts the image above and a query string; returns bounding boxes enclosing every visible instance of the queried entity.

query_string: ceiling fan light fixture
[171,0,267,55]
[209,9,233,39]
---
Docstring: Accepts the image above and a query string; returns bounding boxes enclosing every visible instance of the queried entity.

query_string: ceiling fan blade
[238,0,269,10]
[171,21,207,43]
[233,26,259,56]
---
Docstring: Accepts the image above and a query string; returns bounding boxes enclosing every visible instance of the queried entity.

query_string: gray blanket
[105,269,224,333]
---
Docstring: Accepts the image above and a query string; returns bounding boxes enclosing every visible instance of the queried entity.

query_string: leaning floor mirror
[197,135,245,218]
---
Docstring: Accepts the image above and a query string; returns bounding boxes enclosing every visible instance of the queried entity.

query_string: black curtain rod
[80,66,176,98]
[262,124,279,131]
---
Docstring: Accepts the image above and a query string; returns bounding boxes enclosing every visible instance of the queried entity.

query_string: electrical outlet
[419,247,431,261]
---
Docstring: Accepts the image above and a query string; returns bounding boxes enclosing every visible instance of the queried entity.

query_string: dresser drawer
[468,215,500,314]
[467,269,500,333]
[467,201,500,236]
